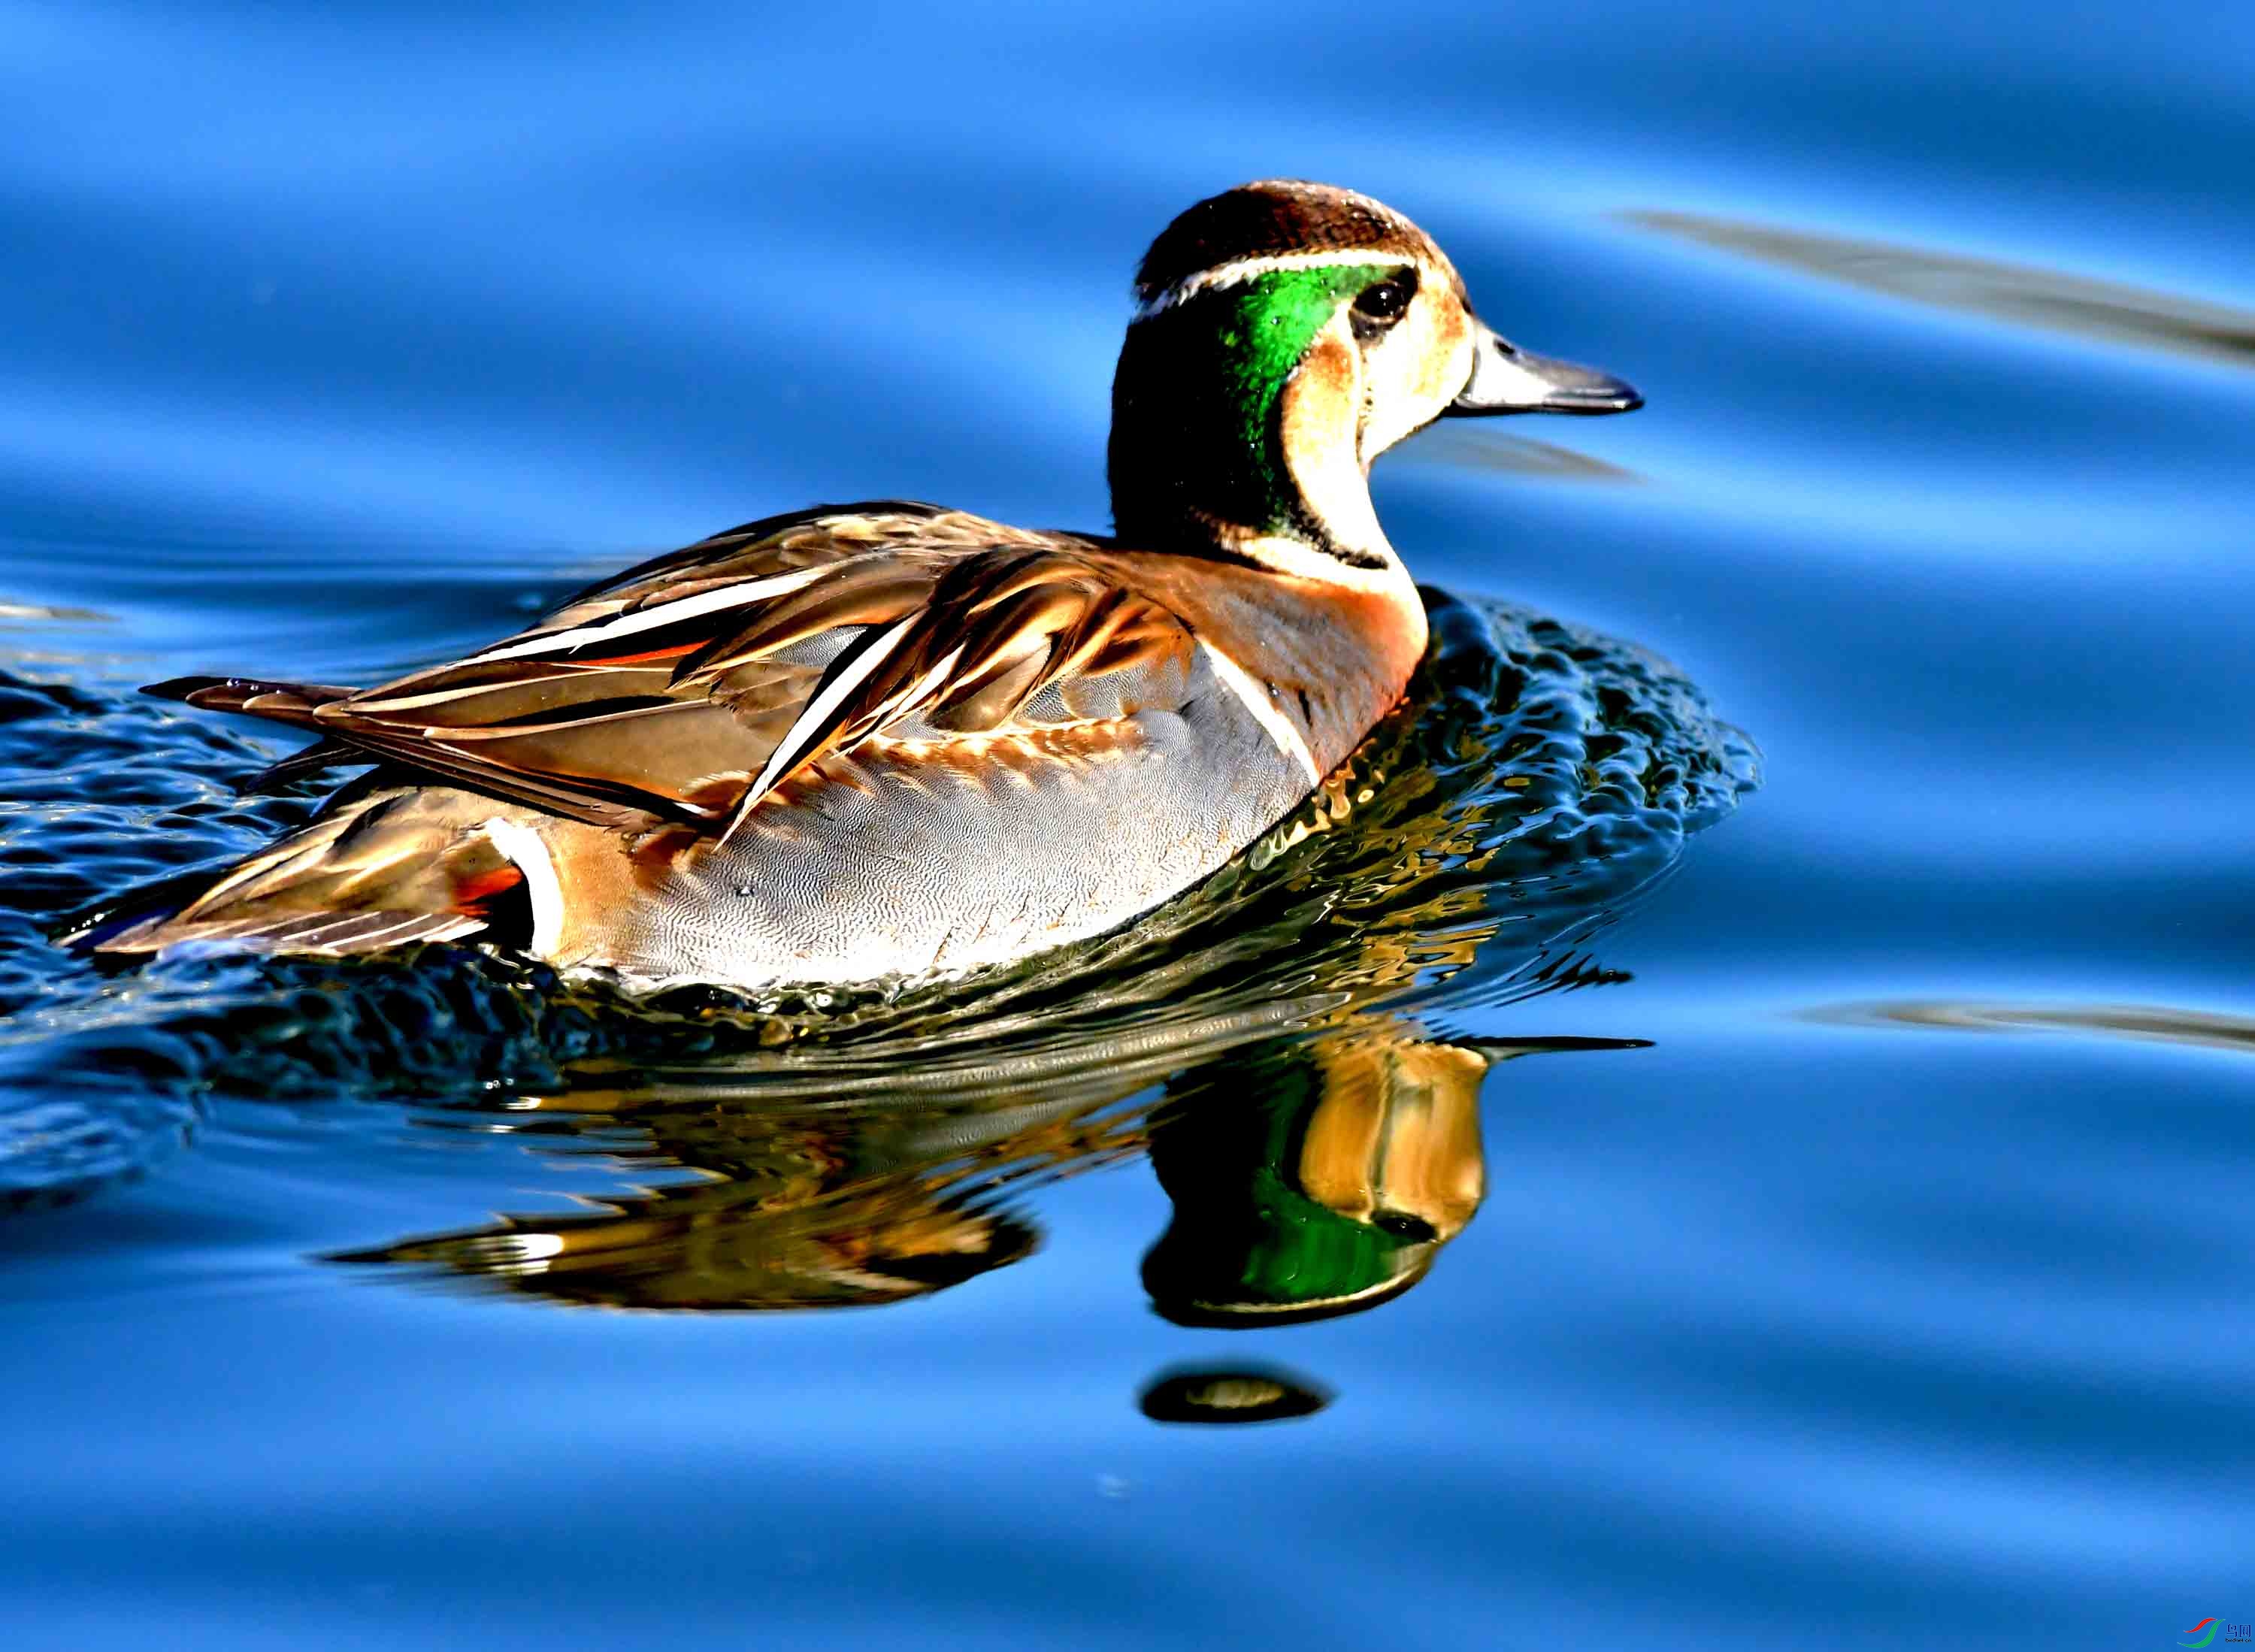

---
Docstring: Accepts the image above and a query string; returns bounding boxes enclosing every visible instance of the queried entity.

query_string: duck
[87,180,1639,988]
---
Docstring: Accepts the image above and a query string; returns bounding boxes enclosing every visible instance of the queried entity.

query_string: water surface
[4,3,2253,1648]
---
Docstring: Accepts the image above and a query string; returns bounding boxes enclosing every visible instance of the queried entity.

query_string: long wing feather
[149,504,1200,837]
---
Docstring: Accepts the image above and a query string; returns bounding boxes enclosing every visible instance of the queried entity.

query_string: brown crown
[1133,180,1448,304]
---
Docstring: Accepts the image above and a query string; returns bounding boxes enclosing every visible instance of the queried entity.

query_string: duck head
[1109,178,1639,583]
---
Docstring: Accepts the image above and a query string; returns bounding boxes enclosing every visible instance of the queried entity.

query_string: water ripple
[1626,208,2255,370]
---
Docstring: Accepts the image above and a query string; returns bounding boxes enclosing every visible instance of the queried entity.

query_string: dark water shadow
[1139,1364,1333,1427]
[1625,209,2255,370]
[2,590,1757,1338]
[1814,1000,2255,1053]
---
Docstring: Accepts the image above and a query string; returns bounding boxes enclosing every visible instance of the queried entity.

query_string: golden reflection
[1625,209,2255,368]
[334,1009,1644,1319]
[1141,1024,1639,1327]
[335,1074,1146,1312]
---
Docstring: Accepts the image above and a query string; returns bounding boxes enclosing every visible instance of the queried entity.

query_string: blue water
[5,2,2255,1647]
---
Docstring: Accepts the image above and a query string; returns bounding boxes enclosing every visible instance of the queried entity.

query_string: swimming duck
[92,180,1639,987]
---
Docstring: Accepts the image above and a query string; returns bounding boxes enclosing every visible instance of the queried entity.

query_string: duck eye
[1351,271,1417,325]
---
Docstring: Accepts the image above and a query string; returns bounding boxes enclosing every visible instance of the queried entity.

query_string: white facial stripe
[1135,249,1412,320]
[1198,639,1321,787]
[481,817,563,956]
[468,567,829,664]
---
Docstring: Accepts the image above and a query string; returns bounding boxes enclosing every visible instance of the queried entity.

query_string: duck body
[634,543,1421,986]
[89,182,1638,988]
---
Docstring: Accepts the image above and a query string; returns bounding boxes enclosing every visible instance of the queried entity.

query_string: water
[3,2,2253,1647]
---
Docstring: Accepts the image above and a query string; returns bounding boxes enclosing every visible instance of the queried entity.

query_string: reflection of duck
[339,1013,1641,1318]
[1142,1027,1639,1327]
[89,180,1636,990]
[337,1085,1133,1312]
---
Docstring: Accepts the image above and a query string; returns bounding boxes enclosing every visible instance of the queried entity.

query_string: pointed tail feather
[142,675,356,732]
[58,865,253,954]
[92,905,488,957]
[69,785,538,959]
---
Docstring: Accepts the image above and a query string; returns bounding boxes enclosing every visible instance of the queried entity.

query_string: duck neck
[1108,269,1399,581]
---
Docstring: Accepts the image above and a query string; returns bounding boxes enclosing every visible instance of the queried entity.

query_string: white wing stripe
[468,567,828,664]
[726,612,922,838]
[897,645,965,716]
[1198,640,1321,787]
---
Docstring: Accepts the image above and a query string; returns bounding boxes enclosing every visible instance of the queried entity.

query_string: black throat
[1105,280,1386,569]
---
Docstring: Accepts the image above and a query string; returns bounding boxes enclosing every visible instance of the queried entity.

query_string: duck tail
[65,785,543,959]
[141,674,356,732]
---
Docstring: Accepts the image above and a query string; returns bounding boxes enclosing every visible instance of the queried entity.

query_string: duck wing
[147,502,1201,836]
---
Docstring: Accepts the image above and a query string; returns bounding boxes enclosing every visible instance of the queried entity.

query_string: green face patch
[1108,264,1388,547]
[1212,265,1383,464]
